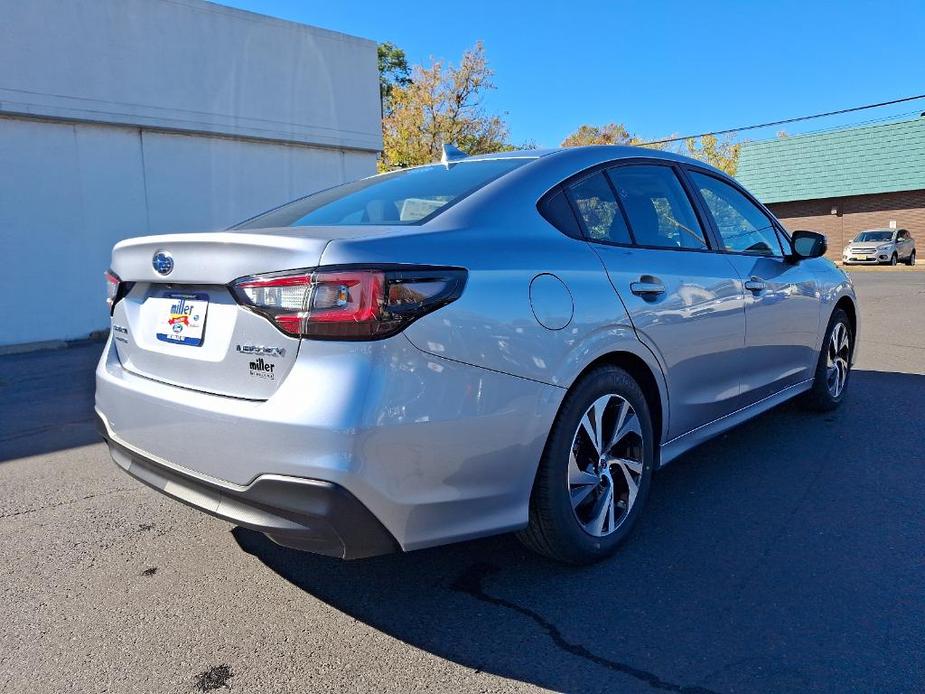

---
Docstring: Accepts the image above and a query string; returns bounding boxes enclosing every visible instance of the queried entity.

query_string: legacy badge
[236,344,286,358]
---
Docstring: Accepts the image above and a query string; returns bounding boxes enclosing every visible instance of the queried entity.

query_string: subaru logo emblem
[152,250,174,276]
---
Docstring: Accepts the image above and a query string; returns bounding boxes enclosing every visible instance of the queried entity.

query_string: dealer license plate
[154,291,209,346]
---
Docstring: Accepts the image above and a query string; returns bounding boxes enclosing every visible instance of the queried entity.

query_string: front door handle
[744,276,767,292]
[630,279,666,296]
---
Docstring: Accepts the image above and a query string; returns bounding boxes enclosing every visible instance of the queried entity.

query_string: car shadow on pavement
[233,369,925,694]
[0,340,104,463]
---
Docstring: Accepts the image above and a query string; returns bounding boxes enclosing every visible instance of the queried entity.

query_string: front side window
[607,165,708,250]
[689,171,782,256]
[565,172,632,244]
[234,158,530,228]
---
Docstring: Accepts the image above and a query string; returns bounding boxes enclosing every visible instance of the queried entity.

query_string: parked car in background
[843,228,916,265]
[96,145,858,565]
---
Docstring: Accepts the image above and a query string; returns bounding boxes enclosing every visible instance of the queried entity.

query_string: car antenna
[441,143,468,167]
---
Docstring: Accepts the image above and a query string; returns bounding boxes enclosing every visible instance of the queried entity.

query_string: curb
[836,262,922,271]
[0,332,108,356]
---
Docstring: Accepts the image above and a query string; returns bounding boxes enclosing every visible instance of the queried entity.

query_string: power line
[639,93,925,146]
[746,108,924,145]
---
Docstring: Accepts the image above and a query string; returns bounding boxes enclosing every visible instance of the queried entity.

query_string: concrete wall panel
[0,0,380,347]
[0,0,382,151]
[0,119,149,343]
[0,117,377,346]
[140,131,351,232]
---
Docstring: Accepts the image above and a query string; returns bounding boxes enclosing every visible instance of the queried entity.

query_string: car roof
[465,145,729,176]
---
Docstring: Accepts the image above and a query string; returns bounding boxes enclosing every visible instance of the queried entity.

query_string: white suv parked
[843,228,916,266]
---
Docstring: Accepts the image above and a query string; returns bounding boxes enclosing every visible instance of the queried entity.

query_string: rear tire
[517,366,656,564]
[800,308,853,412]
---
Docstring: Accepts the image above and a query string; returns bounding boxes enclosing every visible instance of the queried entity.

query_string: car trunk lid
[111,228,333,285]
[108,228,331,400]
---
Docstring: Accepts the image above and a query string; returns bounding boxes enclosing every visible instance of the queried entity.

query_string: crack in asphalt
[451,562,720,694]
[0,487,138,520]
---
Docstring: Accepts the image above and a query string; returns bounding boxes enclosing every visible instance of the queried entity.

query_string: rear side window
[538,189,582,238]
[607,165,708,250]
[565,172,632,244]
[689,171,783,256]
[234,158,530,228]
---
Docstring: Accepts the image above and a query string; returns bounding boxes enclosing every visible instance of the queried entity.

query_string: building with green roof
[736,115,925,258]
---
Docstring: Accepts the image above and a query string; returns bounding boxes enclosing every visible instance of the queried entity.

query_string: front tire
[907,250,916,266]
[800,308,853,411]
[890,253,898,266]
[518,366,656,564]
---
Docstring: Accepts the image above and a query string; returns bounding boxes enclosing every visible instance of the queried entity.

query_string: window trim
[535,156,793,259]
[540,157,718,254]
[775,225,794,255]
[680,164,789,259]
[605,161,714,252]
[562,169,636,246]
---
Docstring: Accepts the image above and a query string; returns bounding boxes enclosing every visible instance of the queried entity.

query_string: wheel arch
[834,295,858,362]
[522,346,668,546]
[570,350,667,448]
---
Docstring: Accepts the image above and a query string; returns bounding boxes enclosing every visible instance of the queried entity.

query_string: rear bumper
[96,410,399,559]
[95,333,562,553]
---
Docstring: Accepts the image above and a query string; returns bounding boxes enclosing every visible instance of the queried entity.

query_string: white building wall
[0,0,381,347]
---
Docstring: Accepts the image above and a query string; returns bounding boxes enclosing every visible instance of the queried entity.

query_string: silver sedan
[96,145,858,564]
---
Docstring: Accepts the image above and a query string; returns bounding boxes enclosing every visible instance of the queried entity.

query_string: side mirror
[790,230,827,260]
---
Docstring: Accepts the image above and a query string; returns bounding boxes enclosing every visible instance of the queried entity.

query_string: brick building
[737,116,925,259]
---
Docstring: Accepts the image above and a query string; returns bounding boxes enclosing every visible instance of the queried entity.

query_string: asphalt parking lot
[1,271,923,694]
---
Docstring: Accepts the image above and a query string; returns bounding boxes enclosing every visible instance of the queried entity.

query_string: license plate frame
[154,291,209,347]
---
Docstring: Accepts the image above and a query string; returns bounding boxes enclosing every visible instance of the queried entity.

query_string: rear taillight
[105,270,134,315]
[105,270,120,310]
[230,266,467,340]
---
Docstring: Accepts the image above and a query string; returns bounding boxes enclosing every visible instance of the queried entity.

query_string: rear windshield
[234,158,530,229]
[854,231,893,242]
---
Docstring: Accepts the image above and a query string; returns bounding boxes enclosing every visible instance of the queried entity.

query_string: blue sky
[223,0,925,147]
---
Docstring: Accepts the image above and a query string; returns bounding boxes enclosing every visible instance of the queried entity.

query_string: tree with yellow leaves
[380,42,516,171]
[684,134,741,176]
[561,123,639,147]
[561,123,740,176]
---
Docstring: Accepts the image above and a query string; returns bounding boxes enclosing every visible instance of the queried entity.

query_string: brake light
[105,270,120,309]
[230,266,467,340]
[105,270,135,315]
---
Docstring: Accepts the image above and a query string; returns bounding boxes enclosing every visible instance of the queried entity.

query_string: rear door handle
[744,277,767,292]
[629,279,666,296]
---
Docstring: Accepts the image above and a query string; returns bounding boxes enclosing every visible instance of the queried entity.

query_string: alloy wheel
[826,322,851,398]
[568,394,644,537]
